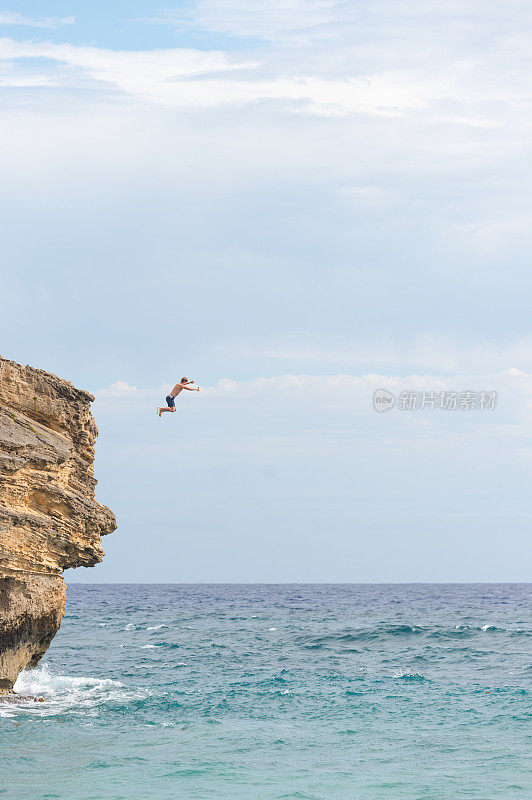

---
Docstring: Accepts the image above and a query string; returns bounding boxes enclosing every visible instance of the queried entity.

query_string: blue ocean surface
[1,584,531,800]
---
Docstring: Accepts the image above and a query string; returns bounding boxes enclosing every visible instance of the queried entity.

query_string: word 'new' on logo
[373,389,395,412]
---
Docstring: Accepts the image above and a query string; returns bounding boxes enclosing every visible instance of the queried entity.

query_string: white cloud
[0,26,530,121]
[146,0,343,43]
[95,367,532,417]
[0,37,443,115]
[452,214,532,252]
[205,370,532,412]
[0,38,254,93]
[0,11,75,29]
[206,372,387,398]
[95,380,139,398]
[0,0,531,129]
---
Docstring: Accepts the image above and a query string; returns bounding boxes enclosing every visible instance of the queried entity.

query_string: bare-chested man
[157,377,200,417]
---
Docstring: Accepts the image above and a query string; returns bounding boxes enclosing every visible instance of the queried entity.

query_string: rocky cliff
[0,356,116,694]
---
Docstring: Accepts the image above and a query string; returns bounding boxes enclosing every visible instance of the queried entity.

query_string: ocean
[1,584,530,799]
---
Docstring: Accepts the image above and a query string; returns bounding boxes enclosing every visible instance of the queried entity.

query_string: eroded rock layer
[0,356,116,693]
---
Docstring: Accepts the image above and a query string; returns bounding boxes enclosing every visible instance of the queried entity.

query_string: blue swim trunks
[165,395,175,408]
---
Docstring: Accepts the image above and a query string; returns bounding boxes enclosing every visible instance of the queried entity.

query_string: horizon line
[64,580,531,585]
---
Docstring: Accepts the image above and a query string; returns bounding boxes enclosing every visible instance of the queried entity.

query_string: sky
[1,0,532,582]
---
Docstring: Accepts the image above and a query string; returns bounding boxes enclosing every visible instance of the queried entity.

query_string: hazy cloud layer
[3,1,531,580]
[0,11,75,28]
[1,0,532,121]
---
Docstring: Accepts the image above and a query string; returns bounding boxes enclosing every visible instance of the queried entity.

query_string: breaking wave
[7,665,146,717]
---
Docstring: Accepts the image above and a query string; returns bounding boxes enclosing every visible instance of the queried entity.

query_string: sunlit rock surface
[0,356,116,694]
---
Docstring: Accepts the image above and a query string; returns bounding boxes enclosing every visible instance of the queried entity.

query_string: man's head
[181,377,188,384]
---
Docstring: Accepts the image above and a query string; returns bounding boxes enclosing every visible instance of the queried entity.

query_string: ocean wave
[296,625,425,648]
[8,664,145,717]
[392,670,428,682]
[294,622,531,649]
[430,624,529,638]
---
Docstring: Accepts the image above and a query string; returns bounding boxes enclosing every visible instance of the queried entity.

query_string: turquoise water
[1,584,531,799]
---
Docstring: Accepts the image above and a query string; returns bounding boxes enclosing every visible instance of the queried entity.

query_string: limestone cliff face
[0,356,116,694]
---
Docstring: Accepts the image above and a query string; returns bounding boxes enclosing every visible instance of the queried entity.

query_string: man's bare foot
[157,407,162,417]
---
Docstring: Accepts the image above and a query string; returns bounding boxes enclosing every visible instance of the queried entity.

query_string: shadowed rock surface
[0,356,116,694]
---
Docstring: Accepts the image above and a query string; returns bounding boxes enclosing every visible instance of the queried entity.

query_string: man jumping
[157,377,200,416]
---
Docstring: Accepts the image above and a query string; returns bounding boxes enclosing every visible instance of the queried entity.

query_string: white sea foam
[392,670,426,681]
[7,664,143,717]
[268,627,277,631]
[481,624,497,631]
[140,644,158,649]
[125,623,136,630]
[146,624,167,630]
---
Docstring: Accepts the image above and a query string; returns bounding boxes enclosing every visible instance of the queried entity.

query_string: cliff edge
[0,356,116,694]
